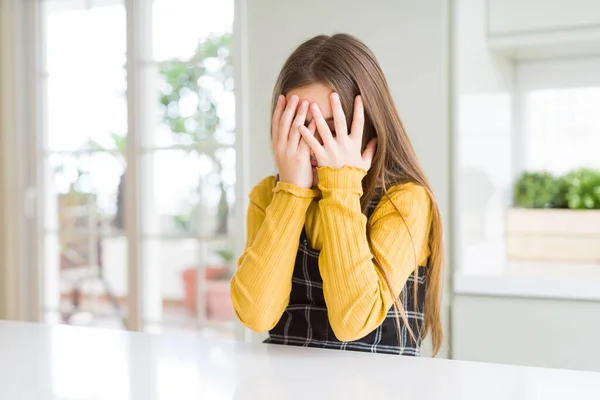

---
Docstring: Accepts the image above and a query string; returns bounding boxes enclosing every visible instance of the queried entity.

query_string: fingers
[289,100,309,149]
[298,119,317,152]
[278,95,299,144]
[310,103,335,147]
[271,95,286,149]
[307,118,316,135]
[362,138,378,170]
[330,92,348,139]
[299,124,325,158]
[350,95,365,140]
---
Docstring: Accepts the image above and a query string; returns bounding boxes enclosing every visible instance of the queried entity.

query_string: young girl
[230,34,444,356]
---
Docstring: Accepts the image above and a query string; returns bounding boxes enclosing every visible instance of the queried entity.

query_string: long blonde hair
[271,34,445,355]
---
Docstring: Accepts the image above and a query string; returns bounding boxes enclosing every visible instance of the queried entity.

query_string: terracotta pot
[206,280,234,321]
[182,267,234,321]
[182,268,197,313]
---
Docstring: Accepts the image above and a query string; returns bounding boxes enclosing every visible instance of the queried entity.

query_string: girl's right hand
[272,94,316,189]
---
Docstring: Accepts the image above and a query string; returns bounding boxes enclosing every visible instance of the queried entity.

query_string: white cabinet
[488,0,600,36]
[452,294,600,372]
[486,0,600,58]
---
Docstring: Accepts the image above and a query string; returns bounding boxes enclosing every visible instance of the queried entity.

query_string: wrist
[278,178,311,190]
[277,172,313,190]
[273,181,320,198]
[317,166,366,195]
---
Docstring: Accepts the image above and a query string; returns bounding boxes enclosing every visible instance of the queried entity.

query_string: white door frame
[0,0,42,323]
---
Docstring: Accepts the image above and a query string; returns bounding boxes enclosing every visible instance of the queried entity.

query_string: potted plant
[182,247,235,321]
[506,168,600,262]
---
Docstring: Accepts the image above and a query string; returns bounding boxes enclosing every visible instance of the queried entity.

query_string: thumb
[361,138,378,169]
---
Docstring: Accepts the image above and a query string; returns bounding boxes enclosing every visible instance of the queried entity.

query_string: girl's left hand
[299,93,377,171]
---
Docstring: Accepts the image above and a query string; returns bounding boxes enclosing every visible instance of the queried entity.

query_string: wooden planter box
[506,209,600,263]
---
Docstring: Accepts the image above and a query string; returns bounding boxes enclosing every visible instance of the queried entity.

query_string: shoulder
[371,182,432,221]
[387,182,431,204]
[248,175,277,209]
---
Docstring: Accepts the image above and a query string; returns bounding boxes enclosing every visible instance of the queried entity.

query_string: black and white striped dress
[266,198,427,356]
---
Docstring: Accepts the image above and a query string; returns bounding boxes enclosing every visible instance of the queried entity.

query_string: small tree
[159,32,234,234]
[112,32,234,233]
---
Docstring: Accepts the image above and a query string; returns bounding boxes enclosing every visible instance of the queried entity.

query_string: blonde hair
[271,33,444,355]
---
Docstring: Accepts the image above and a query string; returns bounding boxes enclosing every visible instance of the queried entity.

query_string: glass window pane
[43,1,126,75]
[42,1,126,151]
[152,0,234,62]
[142,238,235,336]
[43,232,128,329]
[142,0,236,336]
[44,153,125,234]
[42,151,127,329]
[523,87,600,174]
[40,0,129,330]
[45,73,127,151]
[141,149,234,236]
[148,38,235,149]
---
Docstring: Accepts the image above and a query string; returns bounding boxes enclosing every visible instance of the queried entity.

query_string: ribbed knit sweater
[230,166,432,341]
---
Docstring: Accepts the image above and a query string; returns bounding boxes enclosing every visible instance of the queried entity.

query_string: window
[522,87,600,175]
[454,55,600,285]
[38,0,236,336]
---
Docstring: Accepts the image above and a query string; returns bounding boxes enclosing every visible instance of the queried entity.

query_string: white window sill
[454,243,600,301]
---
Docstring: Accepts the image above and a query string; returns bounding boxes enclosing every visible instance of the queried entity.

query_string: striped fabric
[266,199,427,355]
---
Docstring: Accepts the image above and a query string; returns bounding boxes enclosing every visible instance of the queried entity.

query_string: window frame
[452,55,600,300]
[2,0,247,337]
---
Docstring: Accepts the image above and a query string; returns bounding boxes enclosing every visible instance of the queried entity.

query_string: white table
[1,321,599,400]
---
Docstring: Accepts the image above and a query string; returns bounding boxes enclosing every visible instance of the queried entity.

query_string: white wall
[237,0,451,356]
[488,0,600,35]
[453,0,515,272]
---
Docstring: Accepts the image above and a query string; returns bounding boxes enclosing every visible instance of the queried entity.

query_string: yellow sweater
[230,166,432,342]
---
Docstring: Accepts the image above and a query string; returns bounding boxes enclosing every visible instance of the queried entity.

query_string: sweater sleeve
[317,167,432,342]
[230,177,319,332]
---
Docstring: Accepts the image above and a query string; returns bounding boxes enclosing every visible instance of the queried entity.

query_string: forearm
[317,167,392,341]
[231,182,318,332]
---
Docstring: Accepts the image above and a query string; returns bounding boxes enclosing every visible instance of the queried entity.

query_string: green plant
[159,33,234,234]
[512,171,568,209]
[563,168,600,209]
[173,213,194,232]
[215,248,234,264]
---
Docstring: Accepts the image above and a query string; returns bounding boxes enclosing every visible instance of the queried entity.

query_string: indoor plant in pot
[205,248,235,321]
[507,168,600,263]
[182,247,235,321]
